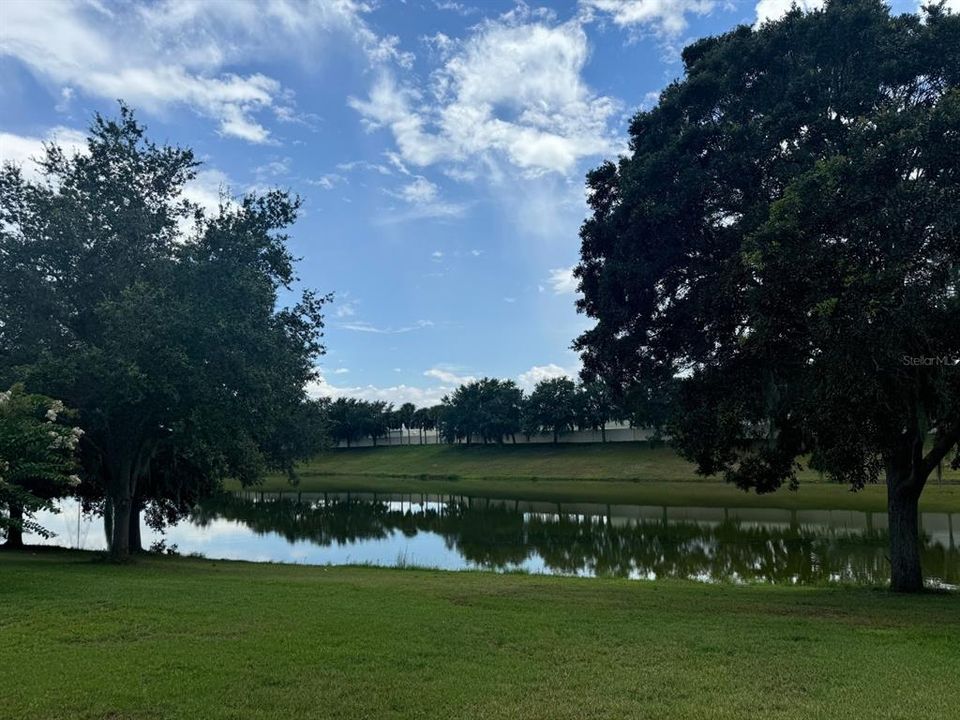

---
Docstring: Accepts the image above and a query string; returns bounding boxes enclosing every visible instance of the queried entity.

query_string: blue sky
[0,0,929,406]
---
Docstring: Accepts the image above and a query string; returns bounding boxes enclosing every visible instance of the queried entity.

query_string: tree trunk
[3,503,24,548]
[103,497,114,548]
[109,491,132,558]
[107,455,136,559]
[553,429,559,444]
[887,479,923,592]
[129,502,142,553]
[601,426,606,443]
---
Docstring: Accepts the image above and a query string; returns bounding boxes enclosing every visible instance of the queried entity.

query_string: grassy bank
[295,443,708,481]
[2,551,957,720]
[285,443,960,484]
[245,445,960,512]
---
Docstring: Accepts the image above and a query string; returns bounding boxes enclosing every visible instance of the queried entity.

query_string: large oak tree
[0,106,329,557]
[574,0,959,591]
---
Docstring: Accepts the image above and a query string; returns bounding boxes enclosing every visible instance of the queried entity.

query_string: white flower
[49,432,78,450]
[45,400,65,422]
[67,474,81,487]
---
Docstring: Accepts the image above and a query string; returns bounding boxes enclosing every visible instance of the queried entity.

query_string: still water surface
[30,490,959,587]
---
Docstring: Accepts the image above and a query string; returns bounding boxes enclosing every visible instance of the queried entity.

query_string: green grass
[292,443,714,481]
[288,443,960,483]
[1,550,958,720]
[243,444,960,512]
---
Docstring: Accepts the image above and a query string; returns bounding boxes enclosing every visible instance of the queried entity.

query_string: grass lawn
[286,443,960,484]
[243,444,960,512]
[2,550,958,720]
[293,443,710,482]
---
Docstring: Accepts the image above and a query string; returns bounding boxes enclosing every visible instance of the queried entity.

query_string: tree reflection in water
[191,492,958,586]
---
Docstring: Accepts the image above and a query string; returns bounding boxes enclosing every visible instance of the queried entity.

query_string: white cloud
[396,177,440,204]
[423,367,476,385]
[384,151,411,175]
[547,266,579,295]
[434,1,481,16]
[581,0,717,35]
[309,173,346,190]
[0,0,411,143]
[334,301,357,318]
[181,168,234,216]
[0,127,234,225]
[308,363,478,406]
[349,12,620,177]
[337,159,393,175]
[339,319,435,334]
[384,176,467,220]
[331,367,350,375]
[255,158,292,178]
[754,0,823,23]
[54,86,75,113]
[518,363,577,390]
[307,374,450,406]
[309,360,585,406]
[0,126,88,181]
[641,90,661,109]
[138,0,415,69]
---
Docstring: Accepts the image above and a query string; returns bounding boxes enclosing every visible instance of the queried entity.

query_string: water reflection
[24,492,958,586]
[177,491,957,586]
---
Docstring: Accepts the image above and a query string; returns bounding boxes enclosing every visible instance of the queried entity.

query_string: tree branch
[922,422,960,479]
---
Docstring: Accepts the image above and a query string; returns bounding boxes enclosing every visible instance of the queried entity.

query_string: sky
[0,0,938,407]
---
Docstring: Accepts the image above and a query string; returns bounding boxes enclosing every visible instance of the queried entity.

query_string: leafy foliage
[575,380,621,441]
[574,0,960,590]
[441,379,524,444]
[0,105,329,554]
[0,385,81,542]
[523,378,578,443]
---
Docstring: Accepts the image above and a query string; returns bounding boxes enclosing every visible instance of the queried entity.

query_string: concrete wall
[336,422,661,449]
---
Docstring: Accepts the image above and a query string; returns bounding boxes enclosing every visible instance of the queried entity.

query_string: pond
[27,490,959,588]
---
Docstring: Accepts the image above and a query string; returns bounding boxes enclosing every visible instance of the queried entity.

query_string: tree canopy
[574,0,960,591]
[441,378,523,444]
[575,380,620,442]
[523,378,578,443]
[0,106,329,556]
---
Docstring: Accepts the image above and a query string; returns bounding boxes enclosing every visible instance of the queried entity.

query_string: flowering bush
[0,385,82,544]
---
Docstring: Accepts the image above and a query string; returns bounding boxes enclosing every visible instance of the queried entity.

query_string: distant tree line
[326,377,626,447]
